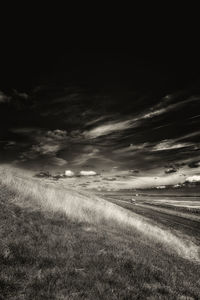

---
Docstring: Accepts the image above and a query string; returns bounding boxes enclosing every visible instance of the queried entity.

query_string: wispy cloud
[113,143,149,155]
[83,95,200,140]
[84,119,135,139]
[13,89,29,99]
[189,114,200,120]
[4,141,16,148]
[47,157,68,166]
[152,131,200,152]
[113,131,200,158]
[85,115,110,126]
[142,107,169,119]
[0,91,11,103]
[140,95,200,121]
[152,140,193,151]
[175,131,200,141]
[72,148,100,165]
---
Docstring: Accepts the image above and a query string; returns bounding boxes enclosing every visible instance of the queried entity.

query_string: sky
[1,46,200,189]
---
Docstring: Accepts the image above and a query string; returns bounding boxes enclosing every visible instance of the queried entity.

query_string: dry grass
[0,166,199,261]
[0,165,200,299]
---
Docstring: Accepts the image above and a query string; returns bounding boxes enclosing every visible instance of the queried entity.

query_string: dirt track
[103,196,200,243]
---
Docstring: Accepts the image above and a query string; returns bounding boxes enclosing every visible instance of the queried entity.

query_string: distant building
[173,184,181,188]
[156,185,166,189]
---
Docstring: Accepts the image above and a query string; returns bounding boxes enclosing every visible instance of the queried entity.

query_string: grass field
[0,166,200,299]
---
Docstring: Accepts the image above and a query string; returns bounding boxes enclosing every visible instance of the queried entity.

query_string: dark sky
[1,36,200,185]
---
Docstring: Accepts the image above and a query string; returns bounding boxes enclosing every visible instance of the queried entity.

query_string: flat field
[99,191,200,243]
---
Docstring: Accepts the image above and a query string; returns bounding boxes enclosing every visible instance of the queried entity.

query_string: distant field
[0,166,200,299]
[98,190,200,213]
[100,192,200,243]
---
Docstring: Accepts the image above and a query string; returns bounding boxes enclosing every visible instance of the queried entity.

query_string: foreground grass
[0,186,200,299]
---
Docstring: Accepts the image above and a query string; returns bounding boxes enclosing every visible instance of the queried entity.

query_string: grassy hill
[0,166,200,299]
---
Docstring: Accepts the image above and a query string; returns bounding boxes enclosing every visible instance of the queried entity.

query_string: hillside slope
[0,166,200,299]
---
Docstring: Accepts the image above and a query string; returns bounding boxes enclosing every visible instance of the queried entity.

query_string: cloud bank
[65,170,74,177]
